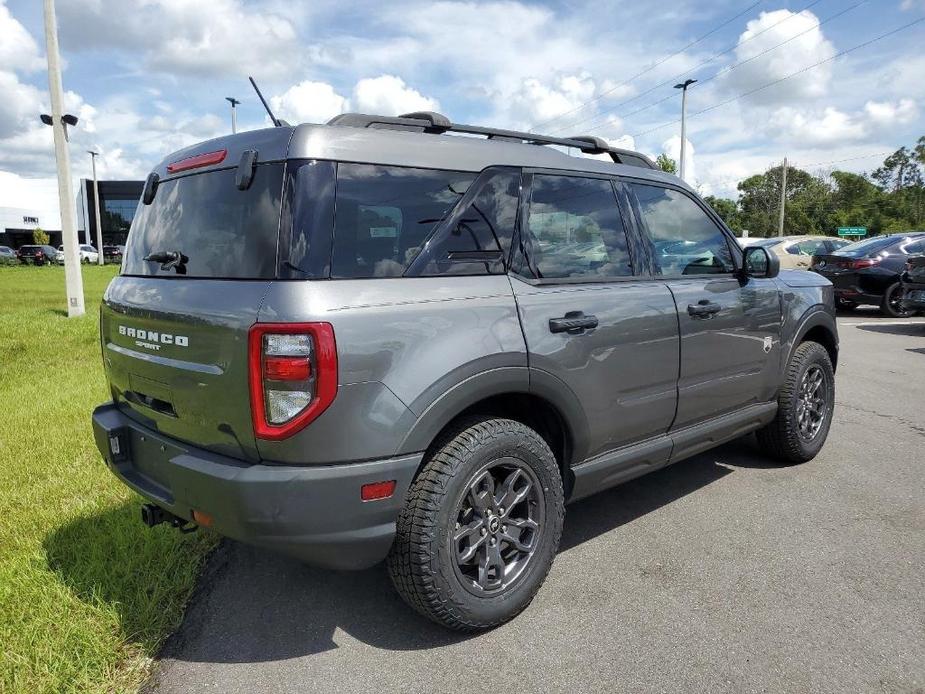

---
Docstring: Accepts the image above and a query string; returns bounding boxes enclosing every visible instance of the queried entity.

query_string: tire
[387,417,564,631]
[756,341,835,464]
[880,282,911,318]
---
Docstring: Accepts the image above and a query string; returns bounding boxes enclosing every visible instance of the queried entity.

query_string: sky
[1,0,923,228]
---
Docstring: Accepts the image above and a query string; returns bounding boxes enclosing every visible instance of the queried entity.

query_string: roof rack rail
[324,111,657,169]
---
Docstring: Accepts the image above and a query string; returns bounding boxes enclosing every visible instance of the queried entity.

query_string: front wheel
[756,341,835,464]
[881,282,911,318]
[387,417,564,631]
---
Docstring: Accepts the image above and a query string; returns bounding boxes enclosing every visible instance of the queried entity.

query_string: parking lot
[151,310,925,694]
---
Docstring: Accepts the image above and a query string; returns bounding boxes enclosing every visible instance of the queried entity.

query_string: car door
[510,171,679,464]
[626,181,782,430]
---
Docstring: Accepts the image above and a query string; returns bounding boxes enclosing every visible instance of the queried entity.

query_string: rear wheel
[757,341,835,464]
[881,282,911,318]
[387,417,564,631]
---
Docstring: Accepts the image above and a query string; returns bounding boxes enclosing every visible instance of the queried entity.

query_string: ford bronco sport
[92,111,838,630]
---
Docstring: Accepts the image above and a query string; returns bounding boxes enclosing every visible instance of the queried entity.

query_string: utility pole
[777,156,788,238]
[88,151,104,265]
[43,0,84,317]
[226,97,241,134]
[674,78,697,182]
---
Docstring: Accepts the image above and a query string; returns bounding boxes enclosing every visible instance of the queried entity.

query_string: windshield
[833,235,896,256]
[122,163,285,279]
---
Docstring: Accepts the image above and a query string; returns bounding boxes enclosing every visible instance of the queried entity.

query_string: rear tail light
[248,323,337,440]
[850,257,880,269]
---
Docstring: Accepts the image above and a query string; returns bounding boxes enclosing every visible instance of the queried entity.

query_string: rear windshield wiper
[144,250,188,275]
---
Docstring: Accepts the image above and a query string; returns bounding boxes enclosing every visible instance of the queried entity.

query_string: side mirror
[742,246,780,279]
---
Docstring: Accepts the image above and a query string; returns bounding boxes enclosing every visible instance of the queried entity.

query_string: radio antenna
[249,76,281,127]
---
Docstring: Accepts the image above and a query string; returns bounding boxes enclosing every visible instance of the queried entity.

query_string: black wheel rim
[451,457,544,596]
[888,286,908,316]
[796,365,827,441]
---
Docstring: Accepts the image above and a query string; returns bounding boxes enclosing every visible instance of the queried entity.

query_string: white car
[56,244,100,264]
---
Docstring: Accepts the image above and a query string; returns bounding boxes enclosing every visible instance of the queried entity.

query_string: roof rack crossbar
[325,112,656,169]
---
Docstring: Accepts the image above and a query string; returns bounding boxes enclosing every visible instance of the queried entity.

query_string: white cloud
[271,81,349,124]
[864,98,918,126]
[0,0,44,72]
[507,73,597,128]
[723,9,836,105]
[767,106,866,146]
[352,75,438,116]
[58,0,299,78]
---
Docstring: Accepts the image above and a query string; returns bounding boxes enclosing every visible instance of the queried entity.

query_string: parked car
[811,232,925,316]
[0,245,16,265]
[92,112,838,631]
[900,254,925,314]
[55,244,100,264]
[737,235,851,270]
[102,245,125,263]
[17,244,58,266]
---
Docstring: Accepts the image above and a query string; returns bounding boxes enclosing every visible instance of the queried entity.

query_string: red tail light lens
[248,323,337,440]
[850,258,880,269]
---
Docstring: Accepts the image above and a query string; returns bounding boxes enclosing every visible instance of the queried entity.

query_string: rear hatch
[811,236,897,288]
[101,133,290,461]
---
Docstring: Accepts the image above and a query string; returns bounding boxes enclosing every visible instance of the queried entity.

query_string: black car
[811,232,925,317]
[17,244,58,266]
[900,254,925,314]
[102,245,125,262]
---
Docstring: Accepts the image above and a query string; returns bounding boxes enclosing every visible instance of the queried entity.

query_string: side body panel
[510,276,680,464]
[255,275,527,464]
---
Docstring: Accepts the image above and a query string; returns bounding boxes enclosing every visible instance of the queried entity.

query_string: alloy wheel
[451,458,544,596]
[796,365,828,441]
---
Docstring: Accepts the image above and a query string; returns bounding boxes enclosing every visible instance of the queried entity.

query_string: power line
[794,150,896,169]
[528,0,764,132]
[561,0,862,135]
[630,17,925,140]
[543,0,825,135]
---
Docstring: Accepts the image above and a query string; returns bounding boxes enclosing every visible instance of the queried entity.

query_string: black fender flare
[783,306,839,372]
[396,366,591,468]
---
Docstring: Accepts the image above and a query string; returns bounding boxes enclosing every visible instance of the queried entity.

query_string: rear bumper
[901,283,925,311]
[92,402,422,570]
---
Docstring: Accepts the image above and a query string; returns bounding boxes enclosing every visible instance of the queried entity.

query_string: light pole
[88,150,104,264]
[42,0,84,317]
[674,78,697,182]
[226,97,241,134]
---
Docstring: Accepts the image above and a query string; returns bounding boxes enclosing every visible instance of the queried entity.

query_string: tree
[656,153,677,175]
[33,228,49,245]
[704,196,740,231]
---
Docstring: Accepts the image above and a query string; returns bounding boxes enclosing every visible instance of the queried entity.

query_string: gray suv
[92,111,838,630]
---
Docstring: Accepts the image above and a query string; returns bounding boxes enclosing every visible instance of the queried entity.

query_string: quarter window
[630,183,734,276]
[331,164,475,278]
[521,174,633,279]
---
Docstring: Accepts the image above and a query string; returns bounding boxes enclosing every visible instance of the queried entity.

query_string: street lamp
[226,97,241,134]
[41,0,84,317]
[87,150,104,265]
[673,78,697,182]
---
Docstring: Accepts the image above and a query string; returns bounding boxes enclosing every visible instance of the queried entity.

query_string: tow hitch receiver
[140,503,198,533]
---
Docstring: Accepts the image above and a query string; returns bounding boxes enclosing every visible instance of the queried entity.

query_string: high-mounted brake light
[248,323,337,440]
[166,149,227,173]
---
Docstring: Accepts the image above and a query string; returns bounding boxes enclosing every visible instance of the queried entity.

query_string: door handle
[549,311,599,334]
[687,300,722,318]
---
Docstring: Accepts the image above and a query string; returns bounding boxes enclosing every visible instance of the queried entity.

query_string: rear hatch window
[122,163,285,279]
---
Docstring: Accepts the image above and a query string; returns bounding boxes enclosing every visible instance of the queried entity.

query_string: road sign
[837,226,867,237]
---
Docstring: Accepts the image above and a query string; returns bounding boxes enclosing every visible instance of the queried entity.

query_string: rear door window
[518,174,633,279]
[331,164,475,278]
[122,163,285,279]
[629,183,735,276]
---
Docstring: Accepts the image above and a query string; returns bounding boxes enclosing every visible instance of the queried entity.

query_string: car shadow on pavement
[856,323,925,336]
[44,440,779,665]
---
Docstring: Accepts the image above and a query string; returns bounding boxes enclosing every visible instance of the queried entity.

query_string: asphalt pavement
[152,309,925,694]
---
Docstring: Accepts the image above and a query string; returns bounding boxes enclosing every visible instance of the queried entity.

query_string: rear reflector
[167,149,227,173]
[361,480,397,501]
[192,509,213,527]
[264,356,311,381]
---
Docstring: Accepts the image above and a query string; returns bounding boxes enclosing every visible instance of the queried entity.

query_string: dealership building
[76,179,143,247]
[1,178,143,250]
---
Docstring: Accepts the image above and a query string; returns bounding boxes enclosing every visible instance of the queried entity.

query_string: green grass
[0,265,215,693]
